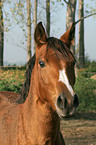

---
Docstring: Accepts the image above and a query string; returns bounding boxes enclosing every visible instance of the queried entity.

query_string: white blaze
[59,69,75,96]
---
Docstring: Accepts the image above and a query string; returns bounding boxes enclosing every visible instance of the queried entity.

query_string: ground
[60,112,96,145]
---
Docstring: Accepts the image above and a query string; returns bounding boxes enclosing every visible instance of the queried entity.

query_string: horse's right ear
[34,22,47,46]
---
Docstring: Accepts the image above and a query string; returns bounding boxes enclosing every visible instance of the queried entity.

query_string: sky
[4,0,96,65]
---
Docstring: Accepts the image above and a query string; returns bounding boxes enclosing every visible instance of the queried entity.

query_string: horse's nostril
[58,95,62,103]
[73,94,79,108]
[57,95,67,109]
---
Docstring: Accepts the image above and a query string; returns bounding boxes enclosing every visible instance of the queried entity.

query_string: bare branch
[63,0,68,4]
[75,13,96,24]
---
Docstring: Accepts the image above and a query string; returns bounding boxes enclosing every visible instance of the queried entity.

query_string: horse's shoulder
[0,92,20,144]
[0,91,19,116]
[0,92,9,105]
[0,91,19,103]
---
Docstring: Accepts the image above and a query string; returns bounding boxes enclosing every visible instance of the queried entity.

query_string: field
[0,66,96,145]
[61,112,96,145]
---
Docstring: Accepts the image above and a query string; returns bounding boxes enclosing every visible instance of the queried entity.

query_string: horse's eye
[39,61,45,68]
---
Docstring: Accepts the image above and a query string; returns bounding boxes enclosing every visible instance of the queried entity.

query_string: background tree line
[0,0,96,67]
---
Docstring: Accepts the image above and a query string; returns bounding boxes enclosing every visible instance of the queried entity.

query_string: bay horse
[0,22,79,145]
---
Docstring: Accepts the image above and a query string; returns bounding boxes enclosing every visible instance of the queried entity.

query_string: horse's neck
[24,69,59,124]
[21,75,60,144]
[23,84,60,129]
[22,97,60,144]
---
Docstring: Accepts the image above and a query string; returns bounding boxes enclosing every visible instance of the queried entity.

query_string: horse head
[34,22,79,118]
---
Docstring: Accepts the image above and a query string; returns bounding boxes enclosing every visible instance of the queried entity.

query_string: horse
[0,22,79,145]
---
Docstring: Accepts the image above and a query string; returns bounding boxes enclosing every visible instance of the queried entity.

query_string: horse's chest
[32,111,59,144]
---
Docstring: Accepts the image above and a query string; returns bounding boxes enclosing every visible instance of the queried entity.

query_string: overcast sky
[4,0,96,65]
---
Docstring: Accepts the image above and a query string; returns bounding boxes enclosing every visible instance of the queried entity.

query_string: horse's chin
[55,105,76,119]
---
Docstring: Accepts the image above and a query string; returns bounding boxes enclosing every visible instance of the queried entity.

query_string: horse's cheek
[41,71,49,85]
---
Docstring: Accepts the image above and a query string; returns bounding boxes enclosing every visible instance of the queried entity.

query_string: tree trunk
[66,0,77,54]
[26,0,31,61]
[33,0,38,55]
[78,0,85,68]
[46,0,50,37]
[0,0,4,66]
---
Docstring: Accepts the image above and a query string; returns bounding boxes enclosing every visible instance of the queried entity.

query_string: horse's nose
[57,94,67,109]
[73,94,79,108]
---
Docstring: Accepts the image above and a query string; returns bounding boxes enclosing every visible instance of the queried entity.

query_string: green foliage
[0,69,25,93]
[0,79,23,93]
[75,62,96,112]
[74,73,96,112]
[85,0,96,14]
[79,61,96,78]
[85,61,96,72]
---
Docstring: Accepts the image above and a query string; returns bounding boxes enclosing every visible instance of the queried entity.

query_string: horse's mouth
[55,93,79,118]
[55,104,77,118]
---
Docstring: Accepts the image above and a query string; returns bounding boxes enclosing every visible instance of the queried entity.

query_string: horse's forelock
[47,37,76,63]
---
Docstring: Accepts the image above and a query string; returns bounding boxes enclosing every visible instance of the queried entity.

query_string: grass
[0,69,25,93]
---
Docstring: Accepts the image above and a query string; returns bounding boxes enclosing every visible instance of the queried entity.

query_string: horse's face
[34,22,79,118]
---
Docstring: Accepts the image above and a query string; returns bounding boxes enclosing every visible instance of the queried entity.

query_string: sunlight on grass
[0,69,26,93]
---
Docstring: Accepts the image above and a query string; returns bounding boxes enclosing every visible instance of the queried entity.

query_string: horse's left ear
[60,22,75,48]
[34,22,47,46]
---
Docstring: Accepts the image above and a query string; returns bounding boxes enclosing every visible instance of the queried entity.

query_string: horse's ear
[60,22,75,47]
[34,22,47,46]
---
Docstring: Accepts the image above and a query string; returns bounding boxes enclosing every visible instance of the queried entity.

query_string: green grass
[0,69,25,93]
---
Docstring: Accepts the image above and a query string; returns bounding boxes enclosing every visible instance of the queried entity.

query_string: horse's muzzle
[56,93,79,118]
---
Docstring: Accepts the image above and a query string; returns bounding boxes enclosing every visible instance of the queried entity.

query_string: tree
[78,0,85,68]
[63,0,77,54]
[26,0,31,61]
[46,0,50,37]
[33,0,38,54]
[7,0,32,60]
[0,0,4,66]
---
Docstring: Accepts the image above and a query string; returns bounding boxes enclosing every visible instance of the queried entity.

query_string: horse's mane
[16,54,36,104]
[16,37,76,104]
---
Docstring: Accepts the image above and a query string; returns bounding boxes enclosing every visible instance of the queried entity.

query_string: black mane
[16,54,36,104]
